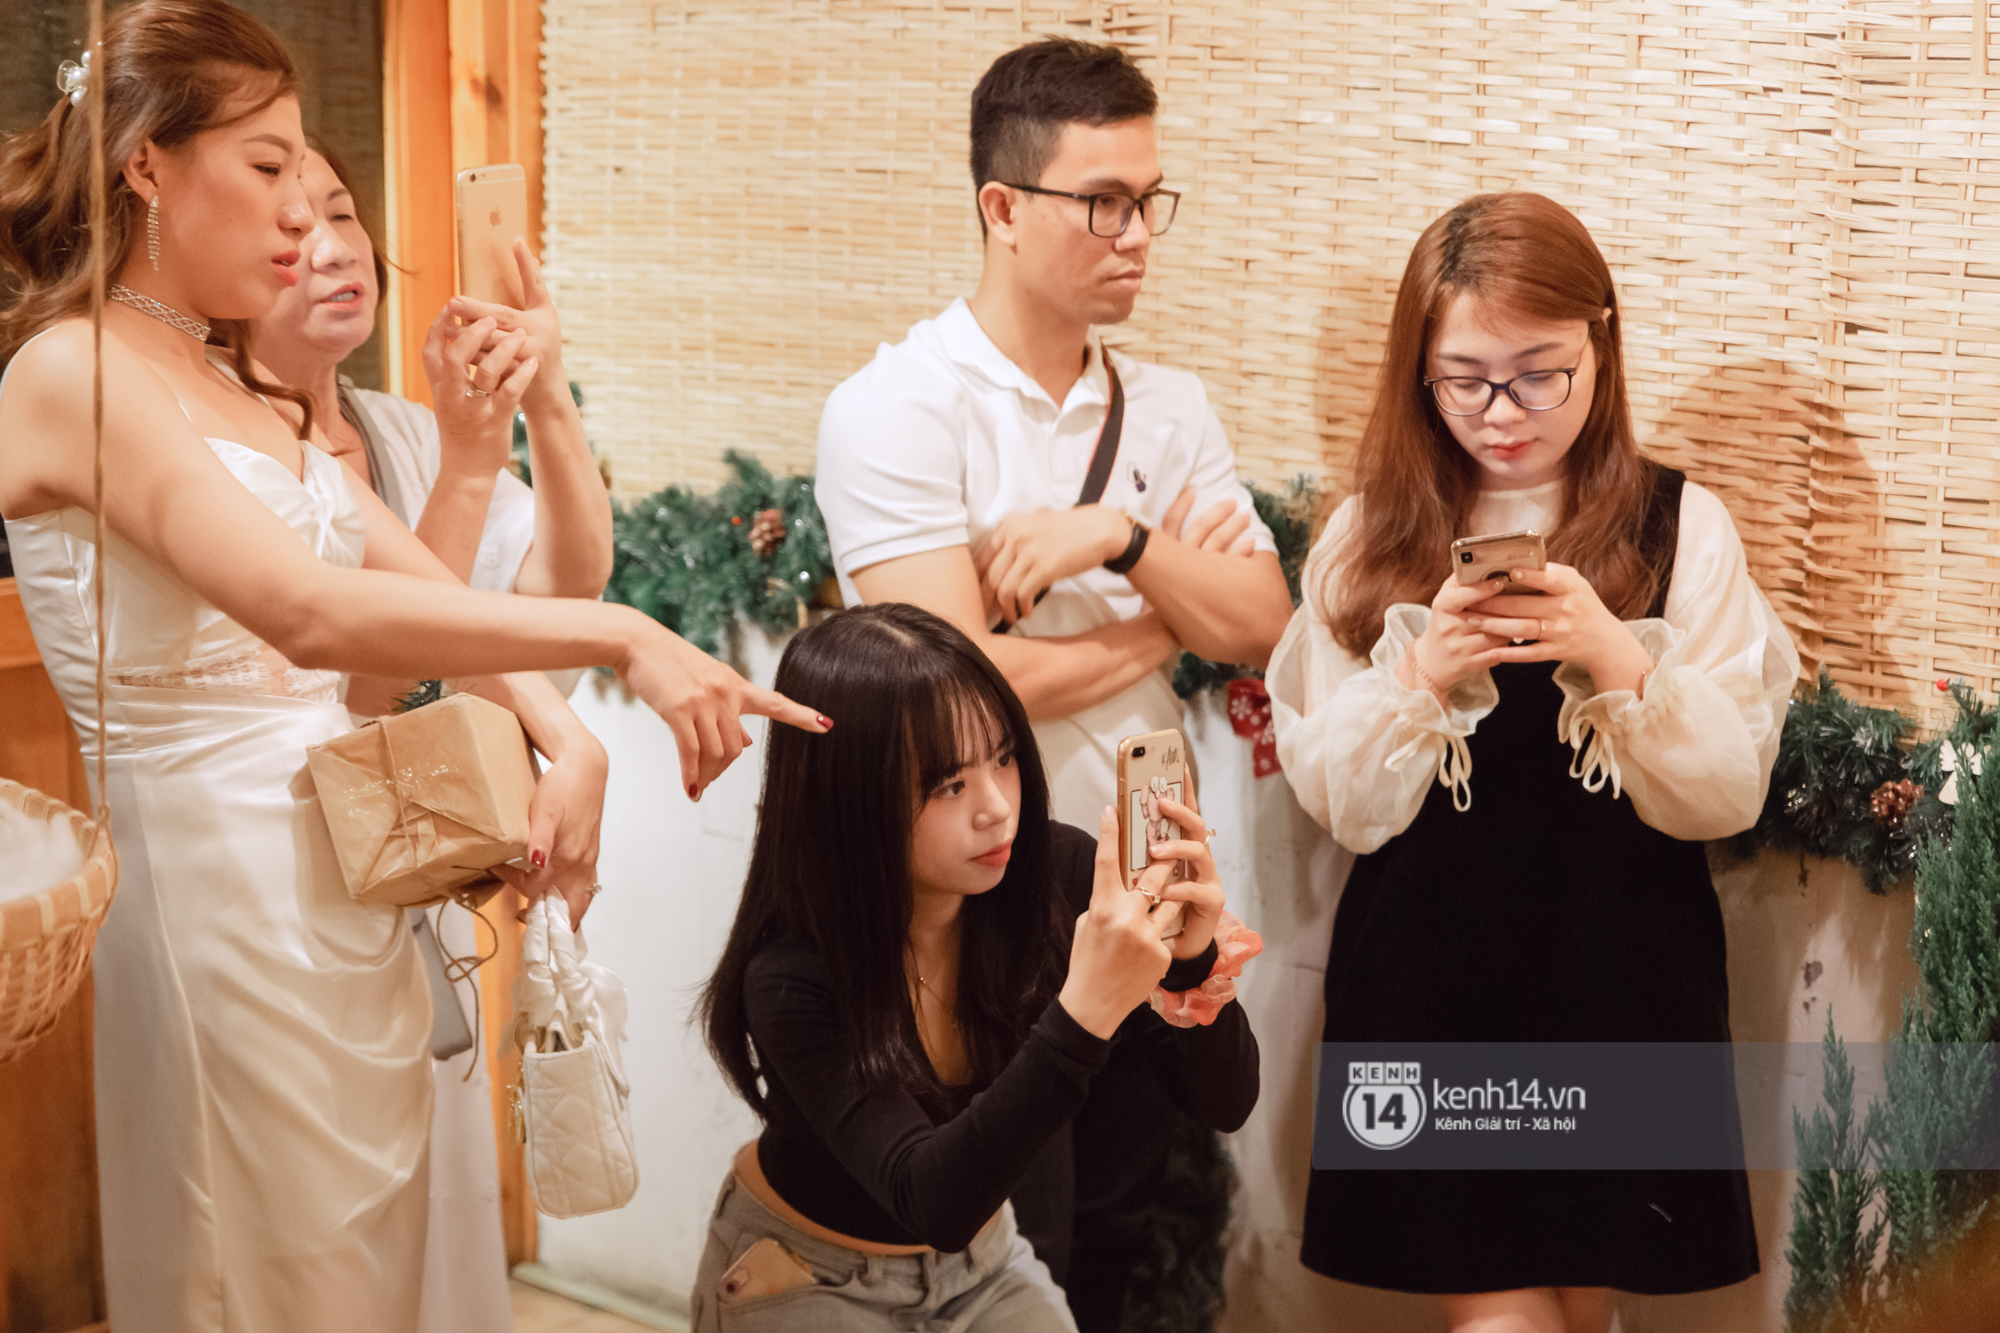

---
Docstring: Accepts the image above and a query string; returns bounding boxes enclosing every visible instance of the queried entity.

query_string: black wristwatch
[1103,519,1151,575]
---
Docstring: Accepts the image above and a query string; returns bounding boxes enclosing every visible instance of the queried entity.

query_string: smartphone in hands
[1115,729,1192,941]
[1451,528,1547,595]
[454,164,528,308]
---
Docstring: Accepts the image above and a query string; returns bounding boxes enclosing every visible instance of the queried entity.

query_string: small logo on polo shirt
[1129,465,1148,493]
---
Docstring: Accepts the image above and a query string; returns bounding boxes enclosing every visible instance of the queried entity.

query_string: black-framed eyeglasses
[1423,368,1578,417]
[1001,183,1182,238]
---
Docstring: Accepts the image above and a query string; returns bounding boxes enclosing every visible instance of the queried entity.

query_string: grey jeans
[689,1171,1079,1333]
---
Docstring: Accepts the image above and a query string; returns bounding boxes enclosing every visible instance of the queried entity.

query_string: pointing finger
[740,686,832,734]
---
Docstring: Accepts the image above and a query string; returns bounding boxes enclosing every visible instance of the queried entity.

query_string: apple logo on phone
[489,207,502,227]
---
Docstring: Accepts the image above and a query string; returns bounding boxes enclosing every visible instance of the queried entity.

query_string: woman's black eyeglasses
[1423,368,1578,417]
[1002,184,1182,238]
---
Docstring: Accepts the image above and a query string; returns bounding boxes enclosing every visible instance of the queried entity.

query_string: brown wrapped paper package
[307,693,536,907]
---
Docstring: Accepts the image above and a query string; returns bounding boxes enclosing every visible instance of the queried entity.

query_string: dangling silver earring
[147,193,160,271]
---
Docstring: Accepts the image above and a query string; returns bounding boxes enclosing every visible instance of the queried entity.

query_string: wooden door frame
[383,0,545,409]
[382,0,547,1266]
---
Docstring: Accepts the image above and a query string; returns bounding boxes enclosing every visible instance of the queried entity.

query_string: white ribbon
[1387,729,1475,812]
[1563,715,1625,798]
[514,895,631,1095]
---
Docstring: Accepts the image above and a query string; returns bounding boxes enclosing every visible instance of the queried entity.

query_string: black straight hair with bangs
[699,602,1071,1119]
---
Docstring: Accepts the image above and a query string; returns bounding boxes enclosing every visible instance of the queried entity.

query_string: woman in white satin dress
[0,4,827,1331]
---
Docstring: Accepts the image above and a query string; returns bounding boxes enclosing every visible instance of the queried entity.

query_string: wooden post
[384,0,547,1266]
[476,886,535,1267]
[382,0,454,407]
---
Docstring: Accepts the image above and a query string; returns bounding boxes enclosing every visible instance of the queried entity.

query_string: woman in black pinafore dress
[1267,193,1799,1332]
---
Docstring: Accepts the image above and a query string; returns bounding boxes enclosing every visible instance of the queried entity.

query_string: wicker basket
[0,779,117,1067]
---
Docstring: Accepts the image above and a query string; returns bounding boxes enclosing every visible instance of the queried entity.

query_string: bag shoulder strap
[1074,353,1125,508]
[337,379,413,526]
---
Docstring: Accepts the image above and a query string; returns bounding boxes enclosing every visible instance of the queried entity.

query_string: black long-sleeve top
[743,821,1260,1253]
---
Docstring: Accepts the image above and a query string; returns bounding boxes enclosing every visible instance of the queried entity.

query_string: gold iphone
[1450,528,1547,594]
[1115,729,1193,940]
[454,164,528,307]
[717,1236,817,1303]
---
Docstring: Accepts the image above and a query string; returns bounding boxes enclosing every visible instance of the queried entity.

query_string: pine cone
[1869,778,1923,830]
[749,508,786,558]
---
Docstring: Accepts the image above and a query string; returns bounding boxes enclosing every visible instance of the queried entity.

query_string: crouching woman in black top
[695,602,1258,1332]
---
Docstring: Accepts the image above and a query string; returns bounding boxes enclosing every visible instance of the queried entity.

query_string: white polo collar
[936,297,1110,414]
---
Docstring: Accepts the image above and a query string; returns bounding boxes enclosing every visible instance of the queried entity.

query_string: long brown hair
[1318,192,1659,656]
[0,0,315,434]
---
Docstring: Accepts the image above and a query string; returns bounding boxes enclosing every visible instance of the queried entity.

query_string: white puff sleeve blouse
[1268,477,1801,854]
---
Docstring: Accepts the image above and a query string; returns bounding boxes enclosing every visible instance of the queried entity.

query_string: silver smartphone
[410,909,475,1060]
[1450,529,1547,594]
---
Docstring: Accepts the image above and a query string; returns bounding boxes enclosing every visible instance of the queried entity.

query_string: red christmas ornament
[1936,677,1952,691]
[1227,678,1280,779]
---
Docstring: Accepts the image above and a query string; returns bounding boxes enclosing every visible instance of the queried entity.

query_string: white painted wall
[538,630,1921,1333]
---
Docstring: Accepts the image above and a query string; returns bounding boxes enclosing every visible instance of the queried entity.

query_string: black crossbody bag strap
[1075,358,1124,507]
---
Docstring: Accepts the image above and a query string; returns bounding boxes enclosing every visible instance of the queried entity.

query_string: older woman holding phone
[238,145,612,1333]
[248,144,606,612]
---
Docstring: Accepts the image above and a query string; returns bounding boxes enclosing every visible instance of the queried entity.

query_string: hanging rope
[86,0,109,845]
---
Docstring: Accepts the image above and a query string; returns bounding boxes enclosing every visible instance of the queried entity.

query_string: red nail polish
[530,849,545,869]
[816,714,833,729]
[688,783,699,800]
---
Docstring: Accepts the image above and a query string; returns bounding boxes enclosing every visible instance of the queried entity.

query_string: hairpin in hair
[57,51,90,108]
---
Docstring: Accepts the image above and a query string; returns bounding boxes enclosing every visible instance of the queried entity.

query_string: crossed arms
[853,489,1292,721]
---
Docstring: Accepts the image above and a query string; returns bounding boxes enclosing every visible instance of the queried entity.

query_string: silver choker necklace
[109,284,211,343]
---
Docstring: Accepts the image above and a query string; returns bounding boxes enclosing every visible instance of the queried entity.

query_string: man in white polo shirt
[816,37,1292,1332]
[816,38,1292,830]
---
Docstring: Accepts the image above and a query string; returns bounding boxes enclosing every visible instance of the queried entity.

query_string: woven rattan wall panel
[541,1,1062,498]
[542,0,2000,718]
[1807,3,2000,716]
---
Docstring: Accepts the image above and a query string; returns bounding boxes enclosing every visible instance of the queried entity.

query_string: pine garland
[1728,673,1991,892]
[603,450,834,654]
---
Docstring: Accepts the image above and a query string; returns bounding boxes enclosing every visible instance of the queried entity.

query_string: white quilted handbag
[507,895,639,1217]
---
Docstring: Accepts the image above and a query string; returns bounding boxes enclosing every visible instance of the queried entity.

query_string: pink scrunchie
[1149,911,1264,1028]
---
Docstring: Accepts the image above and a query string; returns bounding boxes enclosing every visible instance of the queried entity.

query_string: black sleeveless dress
[1299,466,1760,1295]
